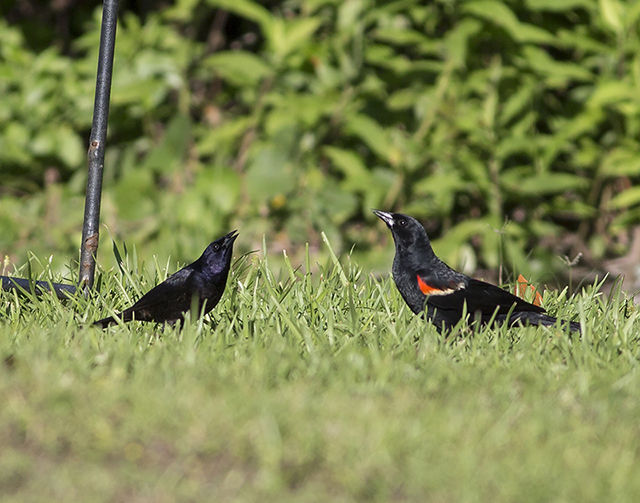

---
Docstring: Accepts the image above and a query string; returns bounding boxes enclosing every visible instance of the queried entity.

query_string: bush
[2,0,639,282]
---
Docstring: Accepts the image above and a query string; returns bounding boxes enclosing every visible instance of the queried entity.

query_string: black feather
[94,230,238,328]
[373,210,580,334]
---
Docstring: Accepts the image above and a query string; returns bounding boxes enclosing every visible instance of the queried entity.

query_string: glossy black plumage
[94,230,238,328]
[374,210,580,333]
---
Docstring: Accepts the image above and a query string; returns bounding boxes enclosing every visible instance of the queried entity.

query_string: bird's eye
[399,219,407,226]
[213,244,220,251]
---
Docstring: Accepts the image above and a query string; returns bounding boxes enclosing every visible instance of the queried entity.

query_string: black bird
[95,230,238,328]
[373,210,581,333]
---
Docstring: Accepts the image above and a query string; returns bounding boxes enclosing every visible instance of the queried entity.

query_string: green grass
[1,243,640,502]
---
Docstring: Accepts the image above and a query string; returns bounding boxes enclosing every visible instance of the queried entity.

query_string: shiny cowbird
[95,230,238,328]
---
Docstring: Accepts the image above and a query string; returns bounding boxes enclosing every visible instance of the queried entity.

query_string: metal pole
[1,2,119,300]
[79,0,119,295]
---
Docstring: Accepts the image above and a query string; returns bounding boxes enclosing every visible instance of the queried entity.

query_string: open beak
[223,230,239,245]
[373,210,394,228]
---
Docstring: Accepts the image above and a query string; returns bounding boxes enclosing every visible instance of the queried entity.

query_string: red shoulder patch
[417,275,443,295]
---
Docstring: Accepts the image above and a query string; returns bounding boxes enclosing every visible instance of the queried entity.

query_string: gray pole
[2,1,120,300]
[79,0,119,294]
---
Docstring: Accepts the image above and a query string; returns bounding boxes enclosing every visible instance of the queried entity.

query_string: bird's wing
[123,268,196,321]
[426,277,545,316]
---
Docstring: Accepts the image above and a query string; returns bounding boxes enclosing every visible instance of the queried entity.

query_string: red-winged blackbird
[374,211,581,333]
[94,230,238,328]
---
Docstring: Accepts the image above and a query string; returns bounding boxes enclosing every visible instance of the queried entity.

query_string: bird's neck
[395,237,437,265]
[195,256,230,282]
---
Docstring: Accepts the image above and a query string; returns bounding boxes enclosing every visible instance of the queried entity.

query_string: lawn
[1,244,640,502]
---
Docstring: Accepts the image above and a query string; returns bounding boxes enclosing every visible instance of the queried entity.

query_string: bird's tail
[94,316,116,328]
[504,311,581,334]
[94,311,131,328]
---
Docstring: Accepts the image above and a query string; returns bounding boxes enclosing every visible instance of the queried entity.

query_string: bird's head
[373,210,431,251]
[201,229,238,274]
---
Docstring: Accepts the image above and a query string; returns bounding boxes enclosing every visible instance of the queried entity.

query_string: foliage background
[2,0,640,286]
[3,2,640,500]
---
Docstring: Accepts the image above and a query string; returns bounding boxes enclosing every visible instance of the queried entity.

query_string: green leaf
[311,183,358,224]
[463,1,554,43]
[373,28,432,47]
[55,126,84,168]
[600,147,640,177]
[388,87,421,111]
[1,122,31,165]
[196,165,241,212]
[344,114,393,163]
[521,46,593,84]
[499,81,535,126]
[442,19,482,68]
[203,51,273,86]
[526,0,594,11]
[197,117,253,157]
[112,78,167,109]
[556,29,612,54]
[599,0,624,33]
[206,0,273,32]
[113,170,155,220]
[266,93,332,128]
[31,129,56,157]
[337,0,366,30]
[432,218,494,265]
[504,172,588,195]
[496,135,536,160]
[609,187,640,209]
[143,115,192,174]
[365,45,443,74]
[279,17,322,58]
[414,172,468,213]
[245,146,295,202]
[323,146,370,192]
[588,81,636,108]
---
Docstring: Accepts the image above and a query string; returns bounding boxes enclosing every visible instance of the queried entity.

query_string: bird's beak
[223,230,239,245]
[373,210,394,228]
